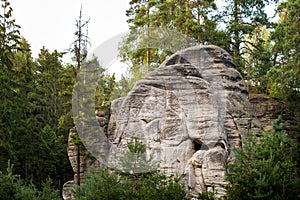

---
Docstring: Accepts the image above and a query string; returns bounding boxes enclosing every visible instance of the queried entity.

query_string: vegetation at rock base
[225,116,300,200]
[72,166,188,200]
[72,119,300,200]
[72,137,188,200]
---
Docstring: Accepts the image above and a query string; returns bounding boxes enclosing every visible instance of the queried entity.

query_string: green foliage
[197,190,215,200]
[94,58,116,108]
[115,137,157,174]
[118,0,222,97]
[0,12,74,189]
[73,138,187,200]
[0,0,299,198]
[242,26,273,94]
[117,0,284,99]
[70,132,83,145]
[0,0,21,68]
[72,168,123,200]
[0,0,22,171]
[9,47,74,189]
[217,0,278,74]
[37,178,61,200]
[267,0,300,101]
[0,161,61,200]
[73,168,187,200]
[0,162,19,200]
[225,117,300,199]
[112,74,131,98]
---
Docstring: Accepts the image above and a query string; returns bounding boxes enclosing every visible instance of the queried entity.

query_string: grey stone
[63,45,265,199]
[62,180,74,200]
[106,45,260,198]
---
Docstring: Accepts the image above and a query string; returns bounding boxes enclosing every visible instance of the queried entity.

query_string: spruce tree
[225,117,300,199]
[0,0,22,173]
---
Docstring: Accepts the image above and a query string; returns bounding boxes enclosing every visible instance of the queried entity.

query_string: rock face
[249,93,299,135]
[107,45,259,197]
[63,45,261,199]
[62,109,110,199]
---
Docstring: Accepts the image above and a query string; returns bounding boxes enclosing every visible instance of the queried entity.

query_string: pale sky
[8,0,277,79]
[10,0,130,63]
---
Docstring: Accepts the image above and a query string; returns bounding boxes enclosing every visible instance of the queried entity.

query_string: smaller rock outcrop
[249,94,300,138]
[62,108,110,199]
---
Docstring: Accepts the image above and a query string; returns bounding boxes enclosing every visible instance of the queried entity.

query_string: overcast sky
[8,0,277,78]
[10,0,130,62]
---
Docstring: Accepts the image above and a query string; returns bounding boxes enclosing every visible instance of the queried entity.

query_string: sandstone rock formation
[106,45,260,197]
[249,93,300,136]
[63,45,262,199]
[62,109,109,199]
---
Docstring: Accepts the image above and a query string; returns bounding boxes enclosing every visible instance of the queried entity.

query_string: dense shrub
[73,137,187,200]
[225,117,300,199]
[0,161,61,200]
[73,167,187,200]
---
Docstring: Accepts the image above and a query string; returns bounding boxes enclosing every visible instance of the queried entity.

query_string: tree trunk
[197,6,201,45]
[185,0,189,46]
[233,0,239,59]
[146,3,151,73]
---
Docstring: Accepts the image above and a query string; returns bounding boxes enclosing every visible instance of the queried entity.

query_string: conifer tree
[0,0,22,173]
[218,0,278,74]
[69,5,91,186]
[225,116,300,199]
[268,0,300,101]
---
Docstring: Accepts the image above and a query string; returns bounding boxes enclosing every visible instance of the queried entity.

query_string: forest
[0,0,299,199]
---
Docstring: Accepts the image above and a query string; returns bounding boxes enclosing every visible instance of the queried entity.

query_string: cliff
[63,45,297,199]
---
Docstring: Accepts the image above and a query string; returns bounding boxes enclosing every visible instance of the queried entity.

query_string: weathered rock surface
[107,45,260,198]
[62,109,110,199]
[249,93,299,136]
[63,45,264,199]
[62,180,74,200]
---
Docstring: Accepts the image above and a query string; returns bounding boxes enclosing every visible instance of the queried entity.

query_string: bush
[37,178,61,200]
[0,161,61,200]
[73,137,187,200]
[73,167,187,200]
[225,117,300,199]
[72,168,123,199]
